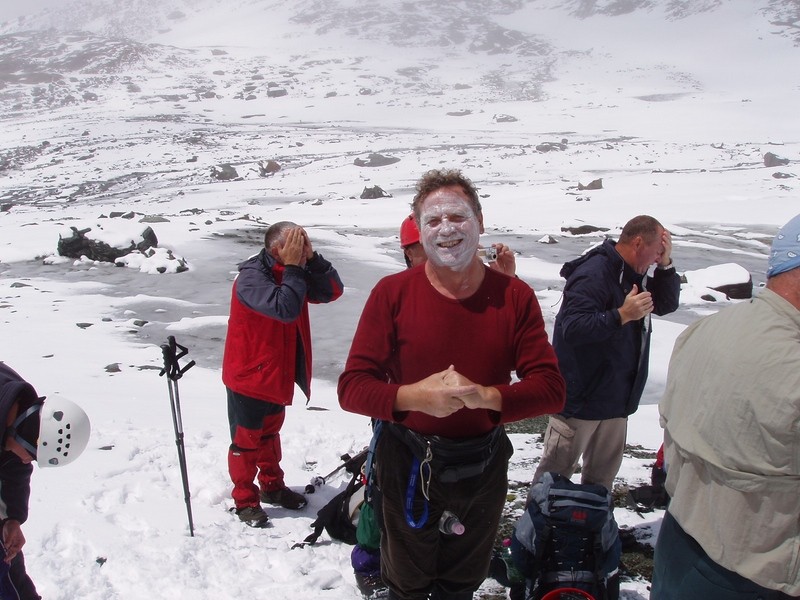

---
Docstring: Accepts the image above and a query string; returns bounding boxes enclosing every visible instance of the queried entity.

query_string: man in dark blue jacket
[0,363,91,600]
[532,215,680,492]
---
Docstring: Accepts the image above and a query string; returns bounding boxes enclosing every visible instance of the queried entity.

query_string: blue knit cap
[768,213,800,278]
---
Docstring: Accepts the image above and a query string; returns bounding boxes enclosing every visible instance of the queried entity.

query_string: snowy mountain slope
[1,0,798,234]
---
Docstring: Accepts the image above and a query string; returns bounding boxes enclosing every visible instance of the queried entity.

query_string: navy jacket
[553,240,680,419]
[0,363,38,524]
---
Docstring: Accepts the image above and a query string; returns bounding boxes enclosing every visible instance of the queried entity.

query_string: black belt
[386,422,504,483]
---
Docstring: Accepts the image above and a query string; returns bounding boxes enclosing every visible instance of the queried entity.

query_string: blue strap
[404,455,429,529]
[364,420,382,485]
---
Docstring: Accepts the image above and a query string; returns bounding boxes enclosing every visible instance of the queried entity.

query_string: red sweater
[338,265,565,437]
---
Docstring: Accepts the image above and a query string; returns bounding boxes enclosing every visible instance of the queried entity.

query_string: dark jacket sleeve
[0,456,33,524]
[236,262,308,323]
[559,265,622,346]
[236,252,343,322]
[303,252,344,304]
[650,265,681,315]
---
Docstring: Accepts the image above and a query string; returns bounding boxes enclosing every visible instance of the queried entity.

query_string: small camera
[477,246,498,262]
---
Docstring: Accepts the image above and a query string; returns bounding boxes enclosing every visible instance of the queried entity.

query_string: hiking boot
[260,486,307,510]
[234,505,270,528]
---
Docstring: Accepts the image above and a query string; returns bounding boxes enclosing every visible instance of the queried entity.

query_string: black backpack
[511,472,621,600]
[300,449,369,546]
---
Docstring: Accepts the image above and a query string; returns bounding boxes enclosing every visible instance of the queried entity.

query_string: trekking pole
[305,452,354,494]
[305,448,370,494]
[159,335,196,537]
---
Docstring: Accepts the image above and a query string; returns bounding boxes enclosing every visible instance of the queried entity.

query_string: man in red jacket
[339,170,565,600]
[223,221,343,527]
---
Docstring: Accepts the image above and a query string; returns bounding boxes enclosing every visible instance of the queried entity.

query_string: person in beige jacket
[651,213,800,600]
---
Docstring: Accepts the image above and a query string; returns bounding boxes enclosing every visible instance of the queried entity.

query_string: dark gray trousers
[376,429,513,600]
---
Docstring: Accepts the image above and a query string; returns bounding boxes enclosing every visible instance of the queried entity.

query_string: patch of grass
[625,444,658,460]
[504,415,549,436]
[622,548,654,582]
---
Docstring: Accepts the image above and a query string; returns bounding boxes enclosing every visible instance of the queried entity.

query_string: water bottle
[500,538,525,585]
[438,510,465,535]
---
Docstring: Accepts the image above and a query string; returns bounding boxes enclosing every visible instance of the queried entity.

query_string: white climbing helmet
[37,396,91,468]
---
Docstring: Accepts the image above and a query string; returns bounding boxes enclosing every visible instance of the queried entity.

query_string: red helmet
[400,214,420,248]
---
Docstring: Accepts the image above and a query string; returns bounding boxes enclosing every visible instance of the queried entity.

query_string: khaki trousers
[532,415,627,492]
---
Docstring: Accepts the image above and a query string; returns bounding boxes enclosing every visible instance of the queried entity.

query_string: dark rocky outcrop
[682,264,754,300]
[711,279,752,300]
[764,152,790,167]
[211,164,238,180]
[57,226,158,262]
[536,141,567,152]
[258,160,281,176]
[560,224,610,235]
[360,185,391,199]
[578,178,603,190]
[354,153,400,167]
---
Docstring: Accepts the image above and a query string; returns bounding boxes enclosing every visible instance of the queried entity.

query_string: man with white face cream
[339,169,566,600]
[399,213,516,276]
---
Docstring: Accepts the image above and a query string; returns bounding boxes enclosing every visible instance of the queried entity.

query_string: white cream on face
[419,187,480,271]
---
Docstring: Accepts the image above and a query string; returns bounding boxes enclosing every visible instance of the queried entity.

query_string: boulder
[536,141,567,152]
[683,263,753,300]
[115,247,189,274]
[712,280,753,299]
[353,153,400,168]
[258,160,281,176]
[764,152,790,167]
[560,223,609,235]
[360,185,391,199]
[58,226,158,263]
[578,178,603,190]
[211,164,238,180]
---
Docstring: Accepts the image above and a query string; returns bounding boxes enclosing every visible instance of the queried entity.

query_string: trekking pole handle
[159,336,196,381]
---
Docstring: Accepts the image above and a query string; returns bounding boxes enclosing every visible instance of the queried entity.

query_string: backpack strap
[593,534,609,600]
[296,465,364,548]
[364,419,383,503]
[531,522,552,591]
